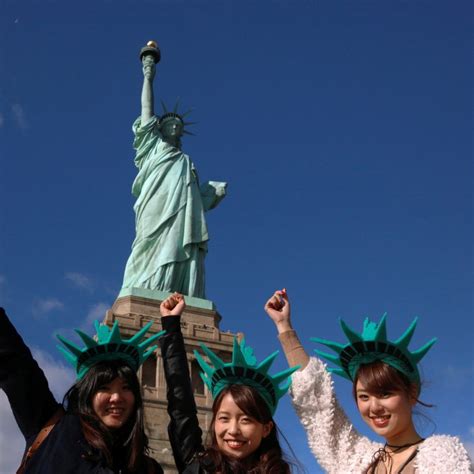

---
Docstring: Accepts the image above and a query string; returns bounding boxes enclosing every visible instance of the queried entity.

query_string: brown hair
[63,360,151,472]
[353,361,415,398]
[203,384,291,473]
[354,361,434,474]
[352,361,432,408]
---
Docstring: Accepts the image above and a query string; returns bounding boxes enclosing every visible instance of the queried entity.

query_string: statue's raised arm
[139,41,160,123]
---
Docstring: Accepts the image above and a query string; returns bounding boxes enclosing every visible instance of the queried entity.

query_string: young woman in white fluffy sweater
[264,289,472,474]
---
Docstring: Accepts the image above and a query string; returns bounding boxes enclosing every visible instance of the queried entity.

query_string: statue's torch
[140,40,161,64]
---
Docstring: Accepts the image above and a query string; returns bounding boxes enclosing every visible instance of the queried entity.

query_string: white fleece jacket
[290,357,472,473]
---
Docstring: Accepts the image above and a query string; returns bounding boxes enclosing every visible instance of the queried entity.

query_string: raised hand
[264,288,292,334]
[142,54,156,81]
[160,292,185,317]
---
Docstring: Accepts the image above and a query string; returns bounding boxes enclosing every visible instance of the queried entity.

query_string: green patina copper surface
[122,42,226,299]
[118,287,216,311]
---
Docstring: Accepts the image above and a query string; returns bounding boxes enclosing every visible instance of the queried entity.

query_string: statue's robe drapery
[122,116,224,298]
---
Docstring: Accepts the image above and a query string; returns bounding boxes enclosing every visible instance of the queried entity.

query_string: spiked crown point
[194,337,300,415]
[312,314,436,386]
[159,99,195,136]
[56,320,165,379]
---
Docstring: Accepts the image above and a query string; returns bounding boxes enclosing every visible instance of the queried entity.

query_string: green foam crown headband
[311,313,437,385]
[194,337,299,415]
[57,320,165,379]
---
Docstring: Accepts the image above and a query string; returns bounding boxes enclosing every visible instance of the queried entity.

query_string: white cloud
[463,428,474,466]
[0,393,25,474]
[439,364,474,390]
[31,348,75,399]
[32,298,64,316]
[11,103,28,130]
[65,272,94,292]
[0,349,73,474]
[464,441,474,465]
[85,302,109,326]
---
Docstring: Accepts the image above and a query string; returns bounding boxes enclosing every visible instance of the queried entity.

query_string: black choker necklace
[385,438,425,452]
[371,439,424,474]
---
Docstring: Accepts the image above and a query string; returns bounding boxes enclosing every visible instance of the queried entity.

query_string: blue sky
[0,1,472,472]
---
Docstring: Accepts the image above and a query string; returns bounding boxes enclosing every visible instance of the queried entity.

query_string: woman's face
[92,376,135,430]
[355,379,416,442]
[214,392,273,460]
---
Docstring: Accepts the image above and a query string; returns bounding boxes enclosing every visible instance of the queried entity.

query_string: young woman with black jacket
[158,293,297,473]
[0,307,163,473]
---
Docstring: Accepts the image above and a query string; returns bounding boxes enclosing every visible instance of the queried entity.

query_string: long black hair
[63,359,150,471]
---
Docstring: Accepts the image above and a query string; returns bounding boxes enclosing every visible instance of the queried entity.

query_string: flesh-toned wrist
[277,329,309,369]
[275,320,293,334]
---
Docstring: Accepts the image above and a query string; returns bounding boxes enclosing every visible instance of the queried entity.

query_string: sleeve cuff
[277,329,310,368]
[160,315,181,333]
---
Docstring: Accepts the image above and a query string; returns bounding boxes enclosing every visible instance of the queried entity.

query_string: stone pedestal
[105,290,238,473]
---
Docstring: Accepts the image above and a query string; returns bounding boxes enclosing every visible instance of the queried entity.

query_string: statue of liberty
[122,41,227,299]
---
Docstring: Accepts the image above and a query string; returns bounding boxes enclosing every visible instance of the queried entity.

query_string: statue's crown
[57,320,165,379]
[194,337,299,415]
[159,99,195,135]
[311,313,436,385]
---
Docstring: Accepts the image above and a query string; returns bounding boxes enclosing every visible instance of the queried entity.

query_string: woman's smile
[369,414,391,428]
[214,392,273,459]
[92,377,135,429]
[356,379,418,444]
[224,438,248,449]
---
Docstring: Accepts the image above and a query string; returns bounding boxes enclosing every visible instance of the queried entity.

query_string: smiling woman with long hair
[158,293,299,473]
[0,308,164,473]
[204,385,287,473]
[62,360,152,472]
[264,289,472,473]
